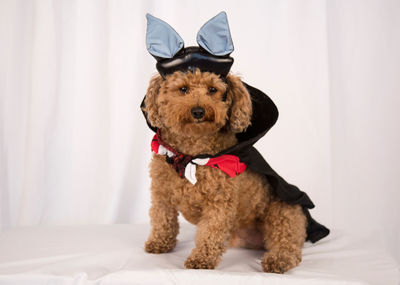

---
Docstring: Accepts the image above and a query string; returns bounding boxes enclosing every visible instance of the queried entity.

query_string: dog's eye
[208,87,217,94]
[179,86,188,94]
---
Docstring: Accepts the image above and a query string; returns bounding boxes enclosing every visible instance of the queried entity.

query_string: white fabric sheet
[0,224,398,285]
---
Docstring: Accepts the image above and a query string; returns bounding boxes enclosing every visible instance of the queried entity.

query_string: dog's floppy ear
[226,75,252,133]
[143,74,164,128]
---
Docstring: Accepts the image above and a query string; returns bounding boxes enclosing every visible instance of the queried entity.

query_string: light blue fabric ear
[196,11,234,56]
[146,14,184,58]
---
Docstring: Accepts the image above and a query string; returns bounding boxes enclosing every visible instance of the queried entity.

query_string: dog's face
[144,69,252,137]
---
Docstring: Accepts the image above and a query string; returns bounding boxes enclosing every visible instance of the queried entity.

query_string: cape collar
[151,130,246,184]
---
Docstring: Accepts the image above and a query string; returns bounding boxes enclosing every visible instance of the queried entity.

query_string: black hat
[146,12,234,77]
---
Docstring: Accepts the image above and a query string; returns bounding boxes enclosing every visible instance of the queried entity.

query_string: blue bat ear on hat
[196,11,234,56]
[146,14,184,59]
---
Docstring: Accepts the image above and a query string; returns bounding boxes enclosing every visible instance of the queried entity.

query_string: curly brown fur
[143,69,307,273]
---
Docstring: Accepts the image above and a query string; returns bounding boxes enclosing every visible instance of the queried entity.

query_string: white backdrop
[0,0,399,263]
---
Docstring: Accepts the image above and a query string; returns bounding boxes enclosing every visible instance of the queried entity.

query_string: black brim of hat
[156,47,233,77]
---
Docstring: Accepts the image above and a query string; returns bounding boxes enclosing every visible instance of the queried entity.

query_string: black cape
[141,82,330,243]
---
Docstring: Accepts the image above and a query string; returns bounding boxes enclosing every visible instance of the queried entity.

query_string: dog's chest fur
[150,155,234,223]
[150,154,271,226]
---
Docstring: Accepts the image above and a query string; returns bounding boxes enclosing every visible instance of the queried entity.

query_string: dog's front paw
[184,250,220,269]
[261,250,301,274]
[145,238,176,254]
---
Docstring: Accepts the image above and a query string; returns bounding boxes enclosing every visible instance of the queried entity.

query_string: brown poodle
[142,69,307,273]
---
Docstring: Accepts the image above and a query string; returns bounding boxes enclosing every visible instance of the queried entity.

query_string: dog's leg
[261,199,307,273]
[184,204,235,269]
[145,193,179,254]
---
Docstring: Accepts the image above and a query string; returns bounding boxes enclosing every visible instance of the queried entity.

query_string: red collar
[151,130,246,184]
[152,129,193,178]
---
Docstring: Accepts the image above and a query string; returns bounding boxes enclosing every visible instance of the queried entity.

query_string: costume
[142,12,330,243]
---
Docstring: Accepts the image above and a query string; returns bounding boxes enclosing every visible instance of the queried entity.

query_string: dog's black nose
[191,107,205,119]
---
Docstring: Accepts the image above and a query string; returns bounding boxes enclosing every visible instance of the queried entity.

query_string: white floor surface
[0,224,398,285]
